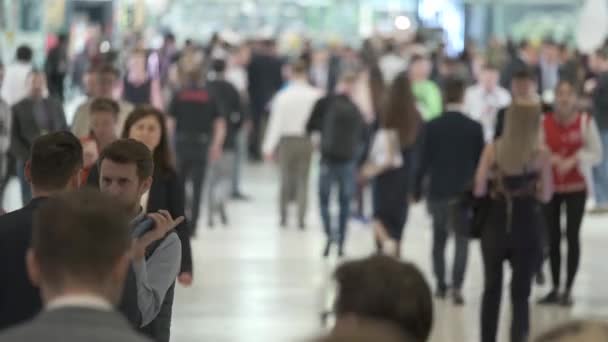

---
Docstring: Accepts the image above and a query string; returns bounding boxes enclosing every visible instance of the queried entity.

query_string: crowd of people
[0,28,605,342]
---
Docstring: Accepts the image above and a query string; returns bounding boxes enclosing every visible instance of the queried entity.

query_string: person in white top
[263,59,322,228]
[463,63,512,141]
[1,45,34,106]
[379,42,407,85]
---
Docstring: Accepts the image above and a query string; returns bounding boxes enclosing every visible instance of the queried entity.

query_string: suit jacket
[500,56,541,91]
[0,198,47,330]
[10,97,67,161]
[0,307,151,342]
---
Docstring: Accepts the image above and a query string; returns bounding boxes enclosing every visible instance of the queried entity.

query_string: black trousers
[545,191,587,292]
[178,153,208,235]
[481,198,541,342]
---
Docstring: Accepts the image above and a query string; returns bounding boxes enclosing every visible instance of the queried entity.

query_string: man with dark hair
[0,190,150,341]
[494,67,539,139]
[500,39,540,90]
[0,132,83,330]
[97,139,183,342]
[72,65,134,138]
[333,255,433,342]
[169,67,226,232]
[45,33,69,102]
[263,59,322,229]
[414,77,484,305]
[1,45,34,106]
[11,70,68,204]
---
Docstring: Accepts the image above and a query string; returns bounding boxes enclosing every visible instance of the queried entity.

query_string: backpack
[321,95,363,161]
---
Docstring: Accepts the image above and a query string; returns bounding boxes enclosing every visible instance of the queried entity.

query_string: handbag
[361,129,403,179]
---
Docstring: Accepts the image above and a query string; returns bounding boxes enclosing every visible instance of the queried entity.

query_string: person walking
[263,59,322,228]
[414,77,485,304]
[1,45,34,106]
[169,69,226,233]
[409,55,442,121]
[589,48,608,213]
[307,72,365,257]
[11,71,68,204]
[539,80,602,306]
[369,71,422,258]
[475,101,553,342]
[44,34,69,102]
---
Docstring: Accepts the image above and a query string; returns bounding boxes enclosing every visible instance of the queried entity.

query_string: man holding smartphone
[96,139,183,342]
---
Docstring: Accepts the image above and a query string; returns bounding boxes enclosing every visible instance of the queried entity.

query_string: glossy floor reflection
[7,161,607,342]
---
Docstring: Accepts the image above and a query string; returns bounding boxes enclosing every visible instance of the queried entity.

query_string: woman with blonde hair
[474,100,553,342]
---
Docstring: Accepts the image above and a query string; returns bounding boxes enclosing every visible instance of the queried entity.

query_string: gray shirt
[130,213,181,327]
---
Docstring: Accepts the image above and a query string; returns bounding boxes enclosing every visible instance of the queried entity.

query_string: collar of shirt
[47,294,113,312]
[445,103,464,112]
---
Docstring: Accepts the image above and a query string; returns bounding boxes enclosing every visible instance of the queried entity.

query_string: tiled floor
[7,160,607,342]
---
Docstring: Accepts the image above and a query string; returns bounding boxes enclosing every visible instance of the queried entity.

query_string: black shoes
[538,290,560,305]
[561,292,574,307]
[435,285,447,300]
[231,193,250,201]
[452,290,465,306]
[323,240,332,258]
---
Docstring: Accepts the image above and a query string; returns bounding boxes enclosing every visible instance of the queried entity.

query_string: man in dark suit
[500,40,540,90]
[11,70,68,203]
[44,33,69,102]
[0,132,83,330]
[414,77,485,305]
[0,190,150,342]
[247,39,284,161]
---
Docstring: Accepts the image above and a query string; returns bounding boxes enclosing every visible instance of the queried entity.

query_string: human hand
[133,210,185,261]
[556,157,577,176]
[178,272,193,287]
[209,145,223,162]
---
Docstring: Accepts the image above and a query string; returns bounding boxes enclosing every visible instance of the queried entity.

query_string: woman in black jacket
[121,106,193,285]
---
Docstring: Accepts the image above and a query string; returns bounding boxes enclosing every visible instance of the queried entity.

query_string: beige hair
[496,101,542,174]
[536,321,608,342]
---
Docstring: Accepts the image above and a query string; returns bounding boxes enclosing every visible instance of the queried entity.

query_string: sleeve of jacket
[168,174,192,274]
[55,100,68,130]
[9,105,29,161]
[413,123,429,200]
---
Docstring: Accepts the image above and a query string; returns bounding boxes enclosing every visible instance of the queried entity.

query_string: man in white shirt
[1,45,34,106]
[0,190,150,342]
[463,63,511,141]
[263,59,322,228]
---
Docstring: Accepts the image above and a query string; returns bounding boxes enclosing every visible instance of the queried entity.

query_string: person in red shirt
[79,98,120,184]
[539,79,602,306]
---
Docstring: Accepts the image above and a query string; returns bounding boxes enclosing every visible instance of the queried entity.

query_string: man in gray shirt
[96,139,183,342]
[0,190,150,342]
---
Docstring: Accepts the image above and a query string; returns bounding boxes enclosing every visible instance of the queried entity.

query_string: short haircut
[97,64,120,78]
[409,54,429,65]
[290,58,308,75]
[32,189,131,290]
[512,67,535,81]
[482,62,500,72]
[536,321,608,342]
[98,139,154,180]
[211,59,227,73]
[443,77,466,104]
[30,132,83,191]
[334,256,433,341]
[16,45,33,62]
[316,321,415,342]
[90,98,119,119]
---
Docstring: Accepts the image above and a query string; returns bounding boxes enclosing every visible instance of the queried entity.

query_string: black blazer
[86,165,192,274]
[10,97,67,161]
[0,198,47,330]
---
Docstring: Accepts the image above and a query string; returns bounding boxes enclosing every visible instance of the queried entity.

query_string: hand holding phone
[132,210,185,261]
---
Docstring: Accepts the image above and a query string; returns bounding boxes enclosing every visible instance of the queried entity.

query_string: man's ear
[24,160,32,184]
[26,249,41,288]
[143,176,153,193]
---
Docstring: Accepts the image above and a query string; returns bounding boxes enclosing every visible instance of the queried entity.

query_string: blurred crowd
[0,27,606,342]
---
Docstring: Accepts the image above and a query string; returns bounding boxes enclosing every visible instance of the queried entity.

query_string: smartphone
[132,217,155,238]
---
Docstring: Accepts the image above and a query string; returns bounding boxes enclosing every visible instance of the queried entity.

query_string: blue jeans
[593,130,608,206]
[319,159,356,248]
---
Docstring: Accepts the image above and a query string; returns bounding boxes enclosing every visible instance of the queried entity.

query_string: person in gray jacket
[0,190,150,342]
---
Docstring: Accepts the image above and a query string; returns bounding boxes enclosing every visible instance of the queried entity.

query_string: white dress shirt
[47,294,113,312]
[463,84,512,142]
[1,62,33,106]
[262,80,322,155]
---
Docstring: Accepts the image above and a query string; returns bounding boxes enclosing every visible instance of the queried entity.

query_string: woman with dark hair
[371,71,422,257]
[120,106,193,288]
[475,101,553,342]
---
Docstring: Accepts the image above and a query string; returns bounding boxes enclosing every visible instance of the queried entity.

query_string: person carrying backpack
[307,71,365,258]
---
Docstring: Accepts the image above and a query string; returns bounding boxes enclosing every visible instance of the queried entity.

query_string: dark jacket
[0,198,47,330]
[415,111,484,200]
[207,79,246,150]
[10,97,67,161]
[500,56,541,90]
[593,71,608,130]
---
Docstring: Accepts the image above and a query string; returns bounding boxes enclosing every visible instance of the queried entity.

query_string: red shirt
[543,113,588,193]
